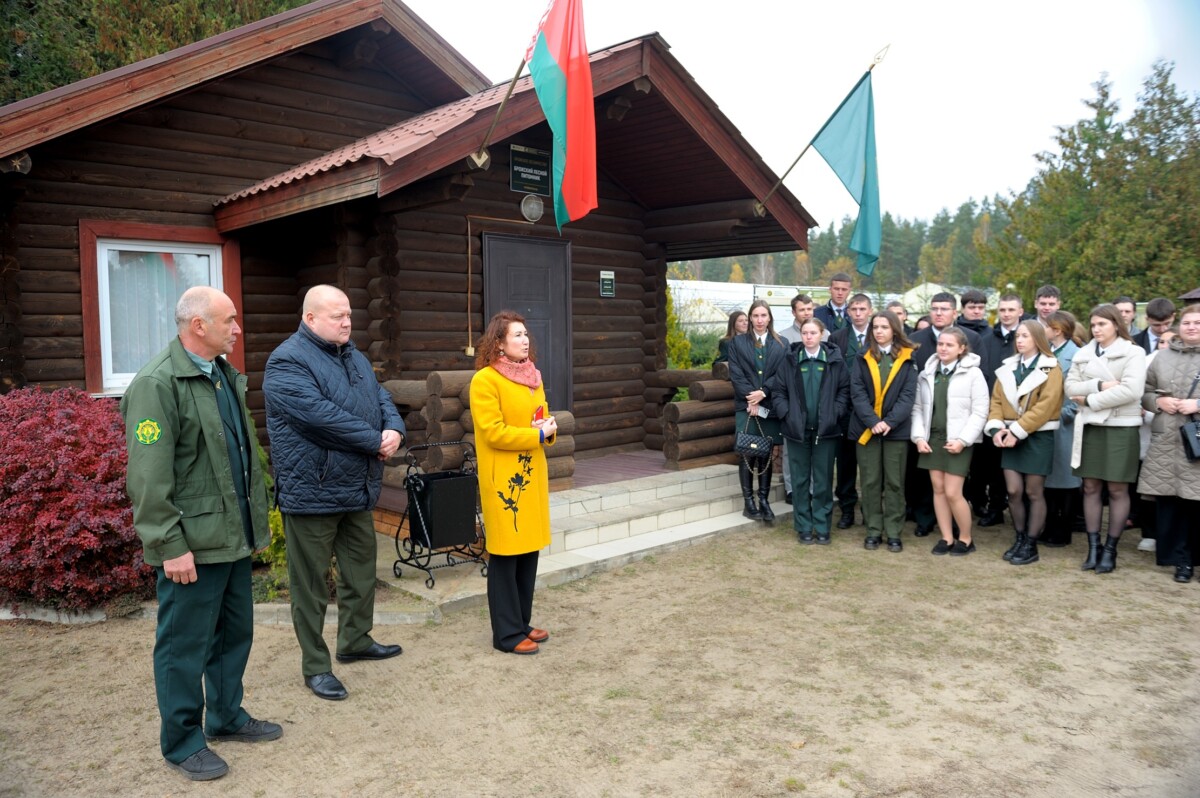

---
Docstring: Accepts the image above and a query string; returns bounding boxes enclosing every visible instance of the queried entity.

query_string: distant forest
[666,197,1010,295]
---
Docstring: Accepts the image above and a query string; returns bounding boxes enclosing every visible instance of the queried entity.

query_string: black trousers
[1155,496,1200,568]
[905,442,936,530]
[834,436,859,514]
[487,551,539,651]
[966,437,1006,515]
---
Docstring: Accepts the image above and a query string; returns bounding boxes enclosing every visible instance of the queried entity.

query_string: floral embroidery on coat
[498,452,534,531]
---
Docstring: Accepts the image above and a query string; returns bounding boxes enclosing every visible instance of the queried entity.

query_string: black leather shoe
[166,748,228,781]
[784,492,793,505]
[798,532,814,544]
[305,672,348,701]
[816,533,831,545]
[205,718,282,744]
[864,536,881,550]
[887,538,903,552]
[913,525,932,538]
[336,642,402,663]
[1174,565,1194,583]
[837,510,854,529]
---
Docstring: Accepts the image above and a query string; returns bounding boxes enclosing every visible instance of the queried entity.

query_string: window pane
[106,249,212,375]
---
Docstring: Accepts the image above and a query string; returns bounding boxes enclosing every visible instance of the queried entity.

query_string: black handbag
[735,413,775,472]
[1180,372,1200,462]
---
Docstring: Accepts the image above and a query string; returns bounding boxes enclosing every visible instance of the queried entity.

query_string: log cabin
[0,0,815,483]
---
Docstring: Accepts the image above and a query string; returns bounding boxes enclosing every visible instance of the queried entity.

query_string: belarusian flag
[525,0,597,230]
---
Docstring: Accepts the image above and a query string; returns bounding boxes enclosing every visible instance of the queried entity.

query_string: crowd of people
[722,273,1200,582]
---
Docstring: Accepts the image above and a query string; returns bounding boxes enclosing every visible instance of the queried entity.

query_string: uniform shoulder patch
[134,418,162,445]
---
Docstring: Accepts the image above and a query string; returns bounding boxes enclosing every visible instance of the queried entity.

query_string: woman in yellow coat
[470,311,557,655]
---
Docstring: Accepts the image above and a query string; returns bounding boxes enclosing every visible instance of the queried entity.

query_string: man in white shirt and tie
[1132,298,1175,354]
[828,293,873,529]
[814,272,853,334]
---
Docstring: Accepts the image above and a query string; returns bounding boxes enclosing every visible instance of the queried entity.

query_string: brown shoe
[527,628,550,643]
[512,638,539,655]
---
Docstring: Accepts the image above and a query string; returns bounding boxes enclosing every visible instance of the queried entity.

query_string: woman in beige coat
[1138,304,1200,583]
[1064,305,1147,574]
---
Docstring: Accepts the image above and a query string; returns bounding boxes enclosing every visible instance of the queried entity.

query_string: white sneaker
[1137,538,1156,552]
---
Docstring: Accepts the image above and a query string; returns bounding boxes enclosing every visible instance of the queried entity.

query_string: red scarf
[492,356,542,389]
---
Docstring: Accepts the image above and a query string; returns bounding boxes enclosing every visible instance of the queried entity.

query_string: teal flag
[810,72,880,276]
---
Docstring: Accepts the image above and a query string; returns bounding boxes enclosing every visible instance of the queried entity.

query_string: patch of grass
[783,777,806,792]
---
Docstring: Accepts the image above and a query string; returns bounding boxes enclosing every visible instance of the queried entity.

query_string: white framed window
[95,239,222,392]
[80,220,242,396]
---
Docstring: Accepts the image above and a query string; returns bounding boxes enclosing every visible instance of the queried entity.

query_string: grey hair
[175,286,215,331]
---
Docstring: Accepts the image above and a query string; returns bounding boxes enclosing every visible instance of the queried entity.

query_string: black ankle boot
[1095,535,1119,574]
[739,461,760,520]
[757,463,775,523]
[1003,530,1026,561]
[1081,532,1101,571]
[1011,536,1039,566]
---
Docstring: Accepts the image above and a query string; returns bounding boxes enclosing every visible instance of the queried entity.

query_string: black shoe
[837,511,854,529]
[336,642,402,663]
[1010,538,1038,565]
[1081,532,1101,571]
[887,538,903,553]
[948,540,975,556]
[913,525,932,538]
[205,718,282,744]
[1095,535,1119,574]
[1003,531,1026,562]
[1174,565,1194,583]
[784,492,793,505]
[165,748,228,781]
[931,539,951,555]
[977,510,1005,527]
[305,672,348,701]
[816,533,831,545]
[864,536,881,550]
[798,532,815,544]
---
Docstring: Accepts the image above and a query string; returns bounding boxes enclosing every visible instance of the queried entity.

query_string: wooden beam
[214,160,380,233]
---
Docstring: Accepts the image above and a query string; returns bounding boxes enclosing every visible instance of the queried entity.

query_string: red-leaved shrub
[0,387,152,610]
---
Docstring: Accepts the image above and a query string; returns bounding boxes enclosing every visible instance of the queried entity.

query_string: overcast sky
[404,0,1200,230]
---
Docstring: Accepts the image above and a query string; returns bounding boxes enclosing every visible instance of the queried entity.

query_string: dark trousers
[487,550,539,651]
[154,558,253,764]
[1155,496,1200,567]
[906,443,936,530]
[787,436,838,534]
[966,437,1006,515]
[834,435,859,514]
[284,510,379,677]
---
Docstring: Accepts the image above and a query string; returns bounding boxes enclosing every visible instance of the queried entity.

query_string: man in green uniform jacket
[121,286,280,782]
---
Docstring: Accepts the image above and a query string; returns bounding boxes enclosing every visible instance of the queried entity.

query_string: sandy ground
[2,522,1200,798]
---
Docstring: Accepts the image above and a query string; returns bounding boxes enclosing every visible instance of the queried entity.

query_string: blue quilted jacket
[263,323,405,514]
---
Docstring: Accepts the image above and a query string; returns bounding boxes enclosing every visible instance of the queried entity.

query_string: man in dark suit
[972,292,1025,526]
[814,272,853,335]
[906,292,988,536]
[829,293,873,528]
[1132,297,1176,353]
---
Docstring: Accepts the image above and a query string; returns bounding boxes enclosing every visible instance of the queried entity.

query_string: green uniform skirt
[1072,425,1139,483]
[1000,429,1055,476]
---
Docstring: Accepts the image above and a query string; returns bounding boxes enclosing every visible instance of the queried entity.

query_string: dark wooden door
[482,233,572,411]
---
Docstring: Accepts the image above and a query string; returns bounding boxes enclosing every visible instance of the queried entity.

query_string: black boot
[1011,536,1040,566]
[1095,535,1119,574]
[739,461,761,520]
[1003,530,1026,562]
[1081,532,1101,571]
[757,463,775,523]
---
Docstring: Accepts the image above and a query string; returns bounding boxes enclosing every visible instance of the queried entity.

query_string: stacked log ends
[654,365,738,468]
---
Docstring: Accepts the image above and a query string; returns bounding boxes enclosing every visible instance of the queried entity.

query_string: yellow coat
[470,366,555,555]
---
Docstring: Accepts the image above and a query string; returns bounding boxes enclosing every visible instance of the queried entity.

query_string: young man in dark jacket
[122,287,280,782]
[263,285,406,702]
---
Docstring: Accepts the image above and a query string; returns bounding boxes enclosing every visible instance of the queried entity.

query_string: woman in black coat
[848,310,919,551]
[769,318,849,543]
[728,299,788,522]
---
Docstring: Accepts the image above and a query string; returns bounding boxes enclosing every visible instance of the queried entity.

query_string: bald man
[121,286,280,781]
[263,285,406,702]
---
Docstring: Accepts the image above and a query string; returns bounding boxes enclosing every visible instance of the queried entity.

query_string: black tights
[1005,470,1046,539]
[1082,478,1130,538]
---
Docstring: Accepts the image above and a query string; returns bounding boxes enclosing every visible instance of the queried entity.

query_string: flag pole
[468,59,528,169]
[756,45,889,214]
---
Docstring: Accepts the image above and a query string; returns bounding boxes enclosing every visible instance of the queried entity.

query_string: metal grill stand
[392,442,487,588]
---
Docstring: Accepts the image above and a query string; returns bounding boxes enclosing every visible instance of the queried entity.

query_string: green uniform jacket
[120,338,270,567]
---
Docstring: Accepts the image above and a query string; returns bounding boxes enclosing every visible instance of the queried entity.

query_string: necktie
[857,333,864,349]
[1096,347,1105,358]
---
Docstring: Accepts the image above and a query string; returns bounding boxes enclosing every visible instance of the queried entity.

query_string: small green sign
[510,145,551,196]
[600,270,615,298]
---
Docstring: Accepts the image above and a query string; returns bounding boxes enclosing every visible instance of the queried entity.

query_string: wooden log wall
[6,44,424,392]
[0,199,24,393]
[658,363,738,469]
[377,142,656,460]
